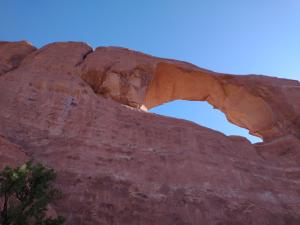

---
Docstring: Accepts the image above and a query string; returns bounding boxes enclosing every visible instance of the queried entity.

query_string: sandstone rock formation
[0,41,36,76]
[0,41,299,225]
[0,135,28,169]
[79,46,300,141]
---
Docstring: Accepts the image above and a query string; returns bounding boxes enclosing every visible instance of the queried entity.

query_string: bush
[0,162,65,225]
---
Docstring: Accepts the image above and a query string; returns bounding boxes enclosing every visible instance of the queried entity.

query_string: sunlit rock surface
[0,41,299,225]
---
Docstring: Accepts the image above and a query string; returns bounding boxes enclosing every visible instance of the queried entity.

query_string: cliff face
[0,41,300,225]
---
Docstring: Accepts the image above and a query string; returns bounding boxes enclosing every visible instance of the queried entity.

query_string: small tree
[0,162,65,225]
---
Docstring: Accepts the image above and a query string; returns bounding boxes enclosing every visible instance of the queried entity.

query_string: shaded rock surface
[0,135,28,169]
[0,41,299,225]
[0,41,36,76]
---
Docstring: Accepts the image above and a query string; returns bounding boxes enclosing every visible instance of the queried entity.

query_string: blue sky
[1,0,299,142]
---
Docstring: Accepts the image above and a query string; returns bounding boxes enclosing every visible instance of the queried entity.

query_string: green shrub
[0,162,65,225]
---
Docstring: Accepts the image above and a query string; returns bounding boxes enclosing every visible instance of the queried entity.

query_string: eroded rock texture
[0,41,36,76]
[78,47,300,141]
[0,41,299,225]
[0,135,28,169]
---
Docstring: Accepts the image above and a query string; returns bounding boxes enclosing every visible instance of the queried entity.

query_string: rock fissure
[75,48,94,67]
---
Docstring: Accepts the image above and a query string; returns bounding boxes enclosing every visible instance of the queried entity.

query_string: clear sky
[1,0,299,142]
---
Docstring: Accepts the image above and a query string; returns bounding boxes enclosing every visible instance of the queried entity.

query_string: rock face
[0,41,299,225]
[78,46,300,141]
[0,41,36,76]
[0,135,28,169]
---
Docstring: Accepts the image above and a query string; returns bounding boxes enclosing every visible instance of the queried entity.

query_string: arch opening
[143,62,276,141]
[150,100,263,143]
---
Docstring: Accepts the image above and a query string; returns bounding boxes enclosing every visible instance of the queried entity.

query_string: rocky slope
[0,41,299,225]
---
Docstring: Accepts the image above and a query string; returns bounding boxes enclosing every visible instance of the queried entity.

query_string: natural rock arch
[144,62,274,140]
[1,41,300,225]
[77,45,300,142]
[1,41,299,142]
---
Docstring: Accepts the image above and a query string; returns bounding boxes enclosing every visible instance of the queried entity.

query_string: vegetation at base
[0,161,65,225]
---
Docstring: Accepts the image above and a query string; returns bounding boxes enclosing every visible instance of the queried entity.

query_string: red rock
[0,41,36,76]
[0,41,299,225]
[0,135,28,169]
[79,46,300,141]
[228,135,252,144]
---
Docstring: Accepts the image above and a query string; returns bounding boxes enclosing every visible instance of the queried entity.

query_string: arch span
[78,46,300,142]
[144,62,274,140]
